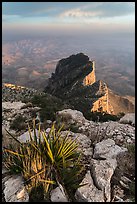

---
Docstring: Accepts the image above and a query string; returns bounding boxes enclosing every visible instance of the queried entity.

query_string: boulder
[119,113,135,126]
[93,139,127,159]
[75,171,104,202]
[50,184,69,202]
[3,175,29,202]
[57,109,87,125]
[2,101,26,110]
[90,158,117,202]
[18,129,44,143]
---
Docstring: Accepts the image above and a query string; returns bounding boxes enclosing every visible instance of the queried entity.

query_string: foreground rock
[119,113,135,126]
[57,109,87,126]
[93,139,127,159]
[18,129,44,143]
[57,109,135,146]
[90,159,117,202]
[50,184,69,202]
[2,101,41,144]
[75,138,127,202]
[3,173,29,202]
[2,107,134,202]
[75,171,104,202]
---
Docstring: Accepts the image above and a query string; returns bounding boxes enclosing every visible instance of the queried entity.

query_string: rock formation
[2,82,44,102]
[2,106,135,202]
[45,53,134,115]
[83,60,96,86]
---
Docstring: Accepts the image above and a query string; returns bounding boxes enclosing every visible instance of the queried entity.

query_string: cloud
[2,2,134,19]
[60,8,102,18]
[60,2,135,19]
[2,2,135,35]
[2,2,85,18]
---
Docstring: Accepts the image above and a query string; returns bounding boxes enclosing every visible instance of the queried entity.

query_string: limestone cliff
[83,61,96,86]
[45,53,134,115]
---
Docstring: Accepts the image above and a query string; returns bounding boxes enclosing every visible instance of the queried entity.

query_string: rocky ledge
[2,108,135,202]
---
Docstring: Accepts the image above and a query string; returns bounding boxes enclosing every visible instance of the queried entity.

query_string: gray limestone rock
[93,139,127,159]
[57,109,87,125]
[90,158,117,202]
[50,184,69,202]
[75,171,104,202]
[18,129,44,143]
[3,175,29,202]
[119,113,135,126]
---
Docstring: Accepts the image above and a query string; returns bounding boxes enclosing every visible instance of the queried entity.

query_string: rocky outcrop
[75,171,104,202]
[45,53,134,116]
[2,83,44,102]
[108,89,135,115]
[50,184,69,202]
[45,53,107,114]
[45,53,93,95]
[2,101,41,129]
[119,113,135,126]
[83,61,96,86]
[75,139,127,202]
[2,169,29,202]
[2,107,135,202]
[91,80,114,114]
[93,139,127,159]
[57,109,135,146]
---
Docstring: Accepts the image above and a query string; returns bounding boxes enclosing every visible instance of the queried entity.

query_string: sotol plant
[3,120,85,201]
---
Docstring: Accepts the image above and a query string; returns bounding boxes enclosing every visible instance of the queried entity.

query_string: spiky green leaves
[3,120,84,201]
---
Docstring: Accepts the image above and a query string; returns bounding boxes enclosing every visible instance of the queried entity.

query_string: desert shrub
[69,124,80,133]
[21,102,33,109]
[31,94,65,122]
[3,143,23,174]
[10,115,27,131]
[3,120,84,202]
[128,182,135,201]
[117,112,125,119]
[85,111,119,122]
[126,143,135,156]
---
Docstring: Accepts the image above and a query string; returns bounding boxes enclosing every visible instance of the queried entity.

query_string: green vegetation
[69,124,80,133]
[126,143,135,155]
[3,143,22,174]
[10,115,27,131]
[31,94,66,122]
[84,111,119,122]
[3,120,84,201]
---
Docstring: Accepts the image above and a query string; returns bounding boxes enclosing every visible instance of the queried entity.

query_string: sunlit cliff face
[3,83,25,90]
[83,61,96,86]
[82,61,114,114]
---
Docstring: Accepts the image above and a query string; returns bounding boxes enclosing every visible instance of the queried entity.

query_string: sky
[2,2,135,39]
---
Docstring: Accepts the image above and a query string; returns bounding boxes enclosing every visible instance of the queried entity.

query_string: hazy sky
[2,2,135,38]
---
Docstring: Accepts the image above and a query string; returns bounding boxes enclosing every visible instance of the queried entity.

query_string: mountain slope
[45,53,134,115]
